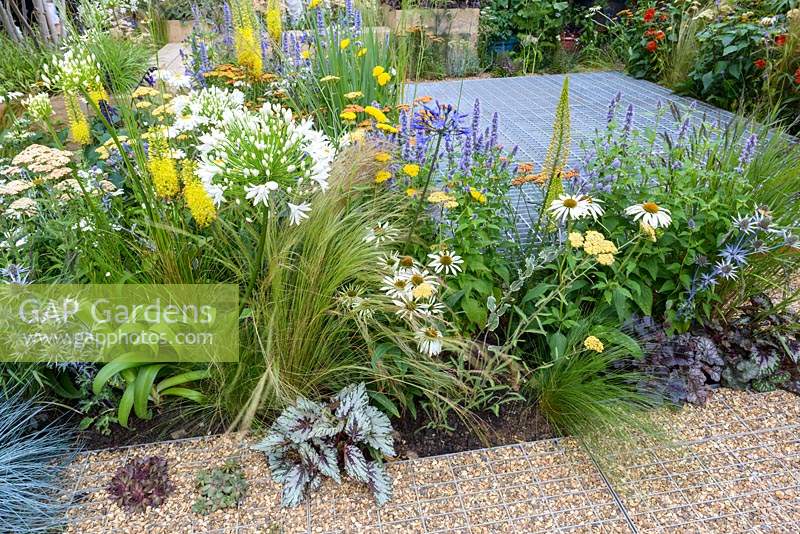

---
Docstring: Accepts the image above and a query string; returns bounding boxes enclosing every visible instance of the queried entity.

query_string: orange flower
[646,40,658,53]
[643,7,655,22]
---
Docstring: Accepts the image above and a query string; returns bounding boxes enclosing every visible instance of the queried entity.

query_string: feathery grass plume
[147,129,179,198]
[65,93,91,145]
[0,392,78,533]
[182,161,217,228]
[539,76,572,228]
[205,145,471,431]
[232,0,263,76]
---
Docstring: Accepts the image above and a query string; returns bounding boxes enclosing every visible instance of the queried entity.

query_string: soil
[73,399,553,458]
[74,408,225,451]
[393,401,554,459]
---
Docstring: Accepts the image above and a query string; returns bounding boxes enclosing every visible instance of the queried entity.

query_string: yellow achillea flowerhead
[403,164,420,177]
[364,105,388,123]
[345,91,364,100]
[147,132,178,198]
[582,230,617,256]
[596,253,615,266]
[583,335,604,353]
[182,161,216,227]
[412,282,435,299]
[640,222,657,242]
[375,152,391,163]
[376,123,398,133]
[428,191,455,204]
[377,72,391,86]
[65,94,90,145]
[568,231,584,248]
[470,188,487,203]
[340,111,356,121]
[375,170,392,183]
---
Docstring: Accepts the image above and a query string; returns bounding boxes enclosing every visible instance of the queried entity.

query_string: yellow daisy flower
[403,164,420,177]
[377,72,391,86]
[375,170,392,183]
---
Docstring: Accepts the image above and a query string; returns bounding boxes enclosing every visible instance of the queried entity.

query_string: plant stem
[241,205,270,315]
[403,132,443,253]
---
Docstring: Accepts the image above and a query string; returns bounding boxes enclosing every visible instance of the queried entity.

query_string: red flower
[775,34,787,47]
[754,58,767,70]
[655,30,666,41]
[795,67,800,85]
[644,7,656,22]
[646,40,658,53]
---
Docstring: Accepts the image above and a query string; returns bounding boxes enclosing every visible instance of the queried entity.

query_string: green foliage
[0,35,50,95]
[87,34,154,94]
[252,383,394,508]
[107,456,173,513]
[91,359,208,428]
[193,460,249,515]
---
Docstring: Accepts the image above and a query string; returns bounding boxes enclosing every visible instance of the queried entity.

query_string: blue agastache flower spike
[736,133,758,172]
[471,99,480,142]
[223,3,234,48]
[489,112,499,148]
[622,104,634,137]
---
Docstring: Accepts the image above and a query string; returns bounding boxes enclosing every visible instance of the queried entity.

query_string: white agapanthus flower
[624,202,672,229]
[170,87,246,136]
[195,98,333,220]
[245,182,279,207]
[287,202,312,225]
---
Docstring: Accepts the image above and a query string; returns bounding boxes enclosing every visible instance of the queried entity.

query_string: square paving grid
[61,390,800,533]
[409,72,737,238]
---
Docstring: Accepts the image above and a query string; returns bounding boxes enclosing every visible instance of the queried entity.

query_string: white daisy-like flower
[407,268,439,289]
[427,250,464,276]
[380,251,400,271]
[381,275,412,298]
[287,202,312,225]
[548,194,590,223]
[416,326,443,356]
[583,196,605,220]
[393,296,430,321]
[364,222,398,245]
[245,182,279,207]
[423,299,446,316]
[624,201,672,229]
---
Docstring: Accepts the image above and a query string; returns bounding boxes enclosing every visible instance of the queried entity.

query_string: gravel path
[63,388,800,533]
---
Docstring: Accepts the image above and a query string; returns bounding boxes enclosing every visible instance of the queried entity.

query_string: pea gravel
[64,389,800,533]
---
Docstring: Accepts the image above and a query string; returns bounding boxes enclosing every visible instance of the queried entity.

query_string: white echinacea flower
[548,194,590,222]
[624,201,672,229]
[416,326,443,356]
[427,250,463,276]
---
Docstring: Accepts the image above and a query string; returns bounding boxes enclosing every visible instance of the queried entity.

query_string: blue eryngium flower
[1,264,31,284]
[719,243,749,266]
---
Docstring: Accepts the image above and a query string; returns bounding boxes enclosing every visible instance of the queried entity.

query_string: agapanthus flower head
[412,101,470,136]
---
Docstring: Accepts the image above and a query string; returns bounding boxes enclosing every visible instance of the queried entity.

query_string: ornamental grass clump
[0,393,78,533]
[252,383,394,508]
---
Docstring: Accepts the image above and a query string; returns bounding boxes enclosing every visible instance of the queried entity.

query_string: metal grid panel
[408,72,736,239]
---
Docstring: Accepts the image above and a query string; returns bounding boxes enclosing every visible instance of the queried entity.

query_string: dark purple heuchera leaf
[107,456,173,513]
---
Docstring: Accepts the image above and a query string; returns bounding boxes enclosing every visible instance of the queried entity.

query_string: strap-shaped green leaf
[133,364,165,420]
[155,369,210,393]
